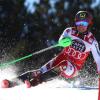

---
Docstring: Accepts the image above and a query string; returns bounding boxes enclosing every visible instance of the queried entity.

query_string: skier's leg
[30,51,68,86]
[40,51,67,74]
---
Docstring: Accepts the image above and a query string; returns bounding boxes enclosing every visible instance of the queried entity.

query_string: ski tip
[24,80,31,88]
[0,79,10,88]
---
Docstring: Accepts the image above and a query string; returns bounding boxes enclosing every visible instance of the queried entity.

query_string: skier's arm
[59,28,70,42]
[91,39,100,74]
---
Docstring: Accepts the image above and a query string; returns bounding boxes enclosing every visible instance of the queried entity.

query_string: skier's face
[77,26,88,33]
[75,21,88,33]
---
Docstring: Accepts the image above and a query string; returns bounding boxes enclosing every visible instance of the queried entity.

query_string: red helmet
[75,11,93,26]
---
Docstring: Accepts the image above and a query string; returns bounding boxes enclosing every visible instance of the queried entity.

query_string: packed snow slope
[0,78,98,100]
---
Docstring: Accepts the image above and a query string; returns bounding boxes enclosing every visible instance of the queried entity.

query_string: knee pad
[60,61,77,78]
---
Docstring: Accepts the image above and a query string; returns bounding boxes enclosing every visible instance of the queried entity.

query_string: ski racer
[1,11,100,88]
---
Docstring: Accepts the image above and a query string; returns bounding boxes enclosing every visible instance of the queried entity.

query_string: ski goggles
[75,21,89,26]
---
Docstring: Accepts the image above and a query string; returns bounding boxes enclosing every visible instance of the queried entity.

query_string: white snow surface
[0,78,98,100]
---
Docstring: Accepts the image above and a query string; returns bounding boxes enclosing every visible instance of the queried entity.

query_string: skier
[1,11,100,88]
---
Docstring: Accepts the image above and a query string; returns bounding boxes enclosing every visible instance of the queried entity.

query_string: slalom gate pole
[98,77,100,100]
[0,37,72,68]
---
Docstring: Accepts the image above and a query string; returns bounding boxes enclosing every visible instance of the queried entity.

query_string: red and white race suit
[40,27,100,78]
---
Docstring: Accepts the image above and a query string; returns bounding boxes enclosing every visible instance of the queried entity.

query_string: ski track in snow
[0,78,98,100]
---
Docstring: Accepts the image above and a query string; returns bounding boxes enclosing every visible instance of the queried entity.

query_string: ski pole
[98,76,100,100]
[0,37,72,68]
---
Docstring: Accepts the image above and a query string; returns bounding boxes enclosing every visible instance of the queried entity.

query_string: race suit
[40,27,100,78]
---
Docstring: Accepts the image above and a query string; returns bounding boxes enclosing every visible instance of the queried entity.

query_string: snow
[0,78,98,100]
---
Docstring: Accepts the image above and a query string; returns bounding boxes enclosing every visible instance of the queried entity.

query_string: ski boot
[29,69,42,87]
[19,69,42,88]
